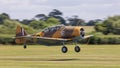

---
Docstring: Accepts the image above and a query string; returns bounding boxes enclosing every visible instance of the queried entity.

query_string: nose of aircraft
[80,28,85,38]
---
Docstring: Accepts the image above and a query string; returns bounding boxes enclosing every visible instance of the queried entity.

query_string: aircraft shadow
[1,58,120,62]
[0,58,80,61]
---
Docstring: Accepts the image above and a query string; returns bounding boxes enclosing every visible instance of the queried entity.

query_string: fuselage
[15,25,85,45]
[35,25,84,39]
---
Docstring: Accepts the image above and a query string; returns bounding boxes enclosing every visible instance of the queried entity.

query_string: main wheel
[74,46,80,52]
[61,46,68,53]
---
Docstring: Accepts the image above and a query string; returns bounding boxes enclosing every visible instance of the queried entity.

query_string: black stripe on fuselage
[43,30,57,37]
[61,27,74,38]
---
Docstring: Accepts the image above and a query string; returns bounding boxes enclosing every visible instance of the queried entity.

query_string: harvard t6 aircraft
[15,25,93,53]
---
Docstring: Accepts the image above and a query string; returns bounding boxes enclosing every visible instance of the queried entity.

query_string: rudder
[15,25,27,44]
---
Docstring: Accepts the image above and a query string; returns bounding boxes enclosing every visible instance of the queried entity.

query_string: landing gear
[74,46,81,52]
[61,46,68,53]
[23,43,27,49]
[61,42,81,53]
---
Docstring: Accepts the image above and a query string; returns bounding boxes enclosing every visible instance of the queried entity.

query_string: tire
[74,46,80,52]
[61,46,68,53]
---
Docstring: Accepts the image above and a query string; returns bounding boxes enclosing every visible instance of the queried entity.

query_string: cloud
[31,0,48,5]
[0,0,19,4]
[0,0,120,20]
[0,0,47,4]
[58,2,120,20]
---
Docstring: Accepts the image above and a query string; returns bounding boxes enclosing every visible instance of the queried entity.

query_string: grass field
[82,26,95,33]
[0,44,120,68]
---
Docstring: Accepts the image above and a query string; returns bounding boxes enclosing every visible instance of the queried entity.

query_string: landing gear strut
[61,42,68,53]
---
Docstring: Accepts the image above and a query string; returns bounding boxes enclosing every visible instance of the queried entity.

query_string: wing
[36,37,72,42]
[72,35,94,41]
[14,35,93,44]
[14,35,72,42]
[14,35,93,41]
[84,35,94,39]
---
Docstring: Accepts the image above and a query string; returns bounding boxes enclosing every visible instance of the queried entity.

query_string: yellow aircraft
[15,25,93,53]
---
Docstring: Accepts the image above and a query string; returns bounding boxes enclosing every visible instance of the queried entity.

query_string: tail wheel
[74,46,80,52]
[23,43,27,49]
[61,46,68,53]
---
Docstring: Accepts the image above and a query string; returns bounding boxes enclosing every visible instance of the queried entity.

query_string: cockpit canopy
[42,25,65,33]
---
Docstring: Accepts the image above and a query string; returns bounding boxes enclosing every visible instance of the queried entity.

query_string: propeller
[80,28,85,38]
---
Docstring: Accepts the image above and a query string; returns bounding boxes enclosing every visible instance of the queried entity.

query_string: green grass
[97,34,120,38]
[82,26,95,33]
[0,44,120,68]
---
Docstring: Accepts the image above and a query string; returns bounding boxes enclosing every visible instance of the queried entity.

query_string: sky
[0,0,120,21]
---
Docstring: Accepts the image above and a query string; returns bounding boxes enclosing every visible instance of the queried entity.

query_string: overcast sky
[0,0,120,21]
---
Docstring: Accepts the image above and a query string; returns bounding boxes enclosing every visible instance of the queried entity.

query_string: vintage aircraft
[15,25,93,53]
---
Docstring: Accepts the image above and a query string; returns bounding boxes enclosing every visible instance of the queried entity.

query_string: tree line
[0,9,120,35]
[0,9,120,44]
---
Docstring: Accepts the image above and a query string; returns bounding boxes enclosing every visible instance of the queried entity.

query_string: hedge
[0,38,15,44]
[86,36,120,44]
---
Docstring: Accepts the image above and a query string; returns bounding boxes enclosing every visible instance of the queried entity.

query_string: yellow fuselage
[35,26,83,39]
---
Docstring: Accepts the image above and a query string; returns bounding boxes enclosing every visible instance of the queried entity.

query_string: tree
[0,13,10,24]
[21,19,33,25]
[29,17,60,29]
[35,14,47,20]
[1,13,10,19]
[46,17,60,26]
[48,9,62,17]
[29,20,46,29]
[48,9,66,25]
[67,15,85,26]
[95,15,120,35]
[87,19,102,26]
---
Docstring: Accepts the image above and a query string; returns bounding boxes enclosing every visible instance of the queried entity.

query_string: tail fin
[15,25,27,44]
[16,25,27,37]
